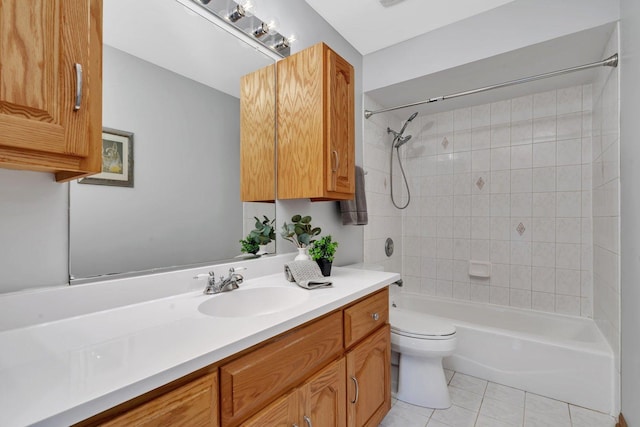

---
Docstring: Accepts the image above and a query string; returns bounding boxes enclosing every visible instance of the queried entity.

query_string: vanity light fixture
[183,0,291,57]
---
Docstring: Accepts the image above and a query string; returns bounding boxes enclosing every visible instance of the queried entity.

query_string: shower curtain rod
[364,53,619,119]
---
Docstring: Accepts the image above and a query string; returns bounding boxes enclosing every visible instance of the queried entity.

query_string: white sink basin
[198,286,311,317]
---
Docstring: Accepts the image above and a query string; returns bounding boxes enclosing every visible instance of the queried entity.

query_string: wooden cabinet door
[346,325,391,427]
[276,42,354,201]
[240,64,275,202]
[325,48,354,196]
[242,393,297,427]
[0,0,102,180]
[298,358,347,427]
[102,372,219,427]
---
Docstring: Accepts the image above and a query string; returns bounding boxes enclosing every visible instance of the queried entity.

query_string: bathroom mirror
[69,0,276,280]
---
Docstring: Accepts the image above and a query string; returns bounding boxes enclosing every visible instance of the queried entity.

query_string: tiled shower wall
[592,26,620,368]
[363,97,403,274]
[365,84,596,317]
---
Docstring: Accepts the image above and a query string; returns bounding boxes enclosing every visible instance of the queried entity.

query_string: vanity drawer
[219,311,343,427]
[344,288,389,348]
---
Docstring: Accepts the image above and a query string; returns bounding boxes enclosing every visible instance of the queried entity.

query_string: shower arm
[364,53,618,119]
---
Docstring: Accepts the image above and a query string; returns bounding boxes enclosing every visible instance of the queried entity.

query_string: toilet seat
[390,309,456,340]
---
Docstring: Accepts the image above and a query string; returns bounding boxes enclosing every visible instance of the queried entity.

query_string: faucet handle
[193,271,215,280]
[229,266,246,274]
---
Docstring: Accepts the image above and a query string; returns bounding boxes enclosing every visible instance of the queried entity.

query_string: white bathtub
[390,293,615,415]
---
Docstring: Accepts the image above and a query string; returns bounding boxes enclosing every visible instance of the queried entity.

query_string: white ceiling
[303,0,515,55]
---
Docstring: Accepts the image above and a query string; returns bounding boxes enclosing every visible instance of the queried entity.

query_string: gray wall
[0,169,69,293]
[620,0,640,424]
[69,46,242,278]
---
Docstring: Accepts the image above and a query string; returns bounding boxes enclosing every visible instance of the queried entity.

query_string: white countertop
[0,266,400,426]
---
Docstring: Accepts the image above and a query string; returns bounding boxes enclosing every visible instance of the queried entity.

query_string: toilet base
[396,353,451,409]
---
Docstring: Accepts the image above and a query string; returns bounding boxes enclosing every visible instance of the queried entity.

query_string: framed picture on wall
[79,127,134,187]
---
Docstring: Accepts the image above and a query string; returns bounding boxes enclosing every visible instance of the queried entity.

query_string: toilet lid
[390,309,456,338]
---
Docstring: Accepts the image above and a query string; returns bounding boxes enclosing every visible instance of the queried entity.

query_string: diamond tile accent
[476,176,485,190]
[516,222,526,235]
[442,136,449,149]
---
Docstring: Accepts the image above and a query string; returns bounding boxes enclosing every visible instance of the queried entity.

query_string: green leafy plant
[249,215,275,245]
[280,214,321,248]
[309,235,338,262]
[239,235,260,254]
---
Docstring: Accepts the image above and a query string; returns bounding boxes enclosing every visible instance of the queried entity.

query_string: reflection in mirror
[69,0,276,280]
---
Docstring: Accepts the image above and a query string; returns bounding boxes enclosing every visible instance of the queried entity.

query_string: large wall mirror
[69,0,276,280]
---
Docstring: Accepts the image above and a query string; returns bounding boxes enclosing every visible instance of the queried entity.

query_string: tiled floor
[380,369,616,427]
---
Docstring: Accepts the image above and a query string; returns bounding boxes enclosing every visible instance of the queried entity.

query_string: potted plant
[309,235,338,276]
[280,214,321,260]
[249,215,275,255]
[239,234,260,255]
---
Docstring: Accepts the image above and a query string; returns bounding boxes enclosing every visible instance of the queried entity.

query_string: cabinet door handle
[303,415,312,427]
[351,376,359,404]
[74,63,83,111]
[331,150,339,172]
[372,312,380,321]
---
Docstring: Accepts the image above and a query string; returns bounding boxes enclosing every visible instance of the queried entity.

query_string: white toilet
[391,308,457,409]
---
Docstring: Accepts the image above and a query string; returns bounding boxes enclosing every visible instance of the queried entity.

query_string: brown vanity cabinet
[78,288,390,427]
[0,0,102,181]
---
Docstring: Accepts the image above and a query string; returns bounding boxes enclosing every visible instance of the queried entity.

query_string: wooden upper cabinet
[277,42,355,201]
[0,0,102,182]
[240,64,275,202]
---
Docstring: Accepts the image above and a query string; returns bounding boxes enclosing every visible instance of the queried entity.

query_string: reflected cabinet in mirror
[70,0,276,280]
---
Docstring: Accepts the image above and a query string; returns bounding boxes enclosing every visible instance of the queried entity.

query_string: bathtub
[390,293,615,415]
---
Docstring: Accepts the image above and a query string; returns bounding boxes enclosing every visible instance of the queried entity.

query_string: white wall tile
[556,138,582,166]
[511,95,533,121]
[557,113,582,140]
[472,104,491,128]
[511,120,533,145]
[491,125,511,148]
[532,192,556,217]
[454,130,472,152]
[510,169,532,193]
[533,90,557,118]
[533,141,556,168]
[454,108,472,131]
[491,147,510,170]
[532,167,556,192]
[491,100,511,125]
[557,86,582,115]
[533,117,557,143]
[510,144,533,169]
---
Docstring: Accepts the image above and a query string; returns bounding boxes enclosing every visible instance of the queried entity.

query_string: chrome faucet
[195,267,245,295]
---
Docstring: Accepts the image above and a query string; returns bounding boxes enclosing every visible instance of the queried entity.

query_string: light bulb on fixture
[253,22,269,38]
[265,17,280,35]
[273,37,289,51]
[226,4,246,22]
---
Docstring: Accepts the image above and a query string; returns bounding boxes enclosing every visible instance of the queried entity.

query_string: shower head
[394,134,412,148]
[398,112,418,135]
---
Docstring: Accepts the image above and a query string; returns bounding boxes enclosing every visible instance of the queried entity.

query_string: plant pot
[316,258,332,277]
[294,247,311,261]
[256,245,269,256]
